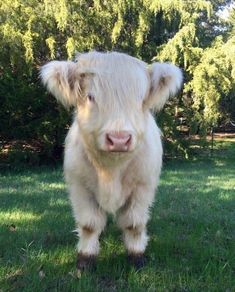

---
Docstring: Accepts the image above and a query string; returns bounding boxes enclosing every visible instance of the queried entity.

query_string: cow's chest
[95,168,135,214]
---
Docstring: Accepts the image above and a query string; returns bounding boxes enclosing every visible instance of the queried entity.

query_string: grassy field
[0,139,234,291]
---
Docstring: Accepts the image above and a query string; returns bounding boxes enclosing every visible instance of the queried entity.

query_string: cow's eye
[87,93,95,103]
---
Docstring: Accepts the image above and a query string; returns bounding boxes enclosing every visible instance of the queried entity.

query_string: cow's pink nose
[106,132,132,152]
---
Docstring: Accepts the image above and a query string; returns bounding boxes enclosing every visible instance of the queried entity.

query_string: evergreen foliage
[0,0,234,162]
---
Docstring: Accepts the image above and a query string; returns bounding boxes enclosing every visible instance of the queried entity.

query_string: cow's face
[40,52,182,156]
[74,53,150,155]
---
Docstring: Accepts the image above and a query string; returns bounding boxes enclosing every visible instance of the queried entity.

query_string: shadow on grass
[0,155,234,290]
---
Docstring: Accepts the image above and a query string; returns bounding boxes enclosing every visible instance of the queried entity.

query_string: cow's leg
[117,186,155,268]
[68,182,106,270]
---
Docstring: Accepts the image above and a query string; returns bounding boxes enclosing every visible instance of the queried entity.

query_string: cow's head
[40,52,182,156]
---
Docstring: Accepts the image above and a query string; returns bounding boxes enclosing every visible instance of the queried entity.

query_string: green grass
[0,140,235,291]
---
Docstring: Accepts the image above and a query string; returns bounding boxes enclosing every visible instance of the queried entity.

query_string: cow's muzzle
[105,131,132,152]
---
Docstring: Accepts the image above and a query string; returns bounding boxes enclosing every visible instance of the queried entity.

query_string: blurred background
[0,0,234,166]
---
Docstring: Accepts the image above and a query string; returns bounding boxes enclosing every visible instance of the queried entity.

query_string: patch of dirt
[0,139,42,154]
[190,132,235,141]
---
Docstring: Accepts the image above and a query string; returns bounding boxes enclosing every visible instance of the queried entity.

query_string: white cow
[41,51,182,269]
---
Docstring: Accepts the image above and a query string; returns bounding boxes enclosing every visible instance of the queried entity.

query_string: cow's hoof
[128,253,147,269]
[76,253,97,271]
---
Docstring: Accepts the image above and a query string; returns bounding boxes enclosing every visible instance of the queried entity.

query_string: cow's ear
[40,61,80,108]
[144,62,183,111]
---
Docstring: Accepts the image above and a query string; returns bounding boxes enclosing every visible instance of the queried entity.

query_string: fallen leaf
[76,269,82,279]
[39,270,45,279]
[9,224,16,232]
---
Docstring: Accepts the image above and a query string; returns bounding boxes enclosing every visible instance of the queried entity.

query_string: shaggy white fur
[40,51,182,257]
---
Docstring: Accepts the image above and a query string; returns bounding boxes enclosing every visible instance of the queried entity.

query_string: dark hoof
[76,253,97,271]
[128,253,147,269]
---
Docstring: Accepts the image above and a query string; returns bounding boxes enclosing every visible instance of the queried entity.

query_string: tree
[0,0,234,162]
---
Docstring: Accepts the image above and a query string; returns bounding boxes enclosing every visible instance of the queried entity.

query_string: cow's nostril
[126,135,131,146]
[106,134,114,146]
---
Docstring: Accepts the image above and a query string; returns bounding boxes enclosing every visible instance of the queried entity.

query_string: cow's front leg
[68,182,106,270]
[117,186,155,268]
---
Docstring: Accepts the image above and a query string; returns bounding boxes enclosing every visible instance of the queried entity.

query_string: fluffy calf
[41,51,182,268]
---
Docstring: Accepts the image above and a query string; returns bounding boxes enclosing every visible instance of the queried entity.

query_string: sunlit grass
[0,211,41,223]
[0,140,234,291]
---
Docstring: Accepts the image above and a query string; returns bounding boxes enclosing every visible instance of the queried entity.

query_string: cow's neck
[85,147,132,213]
